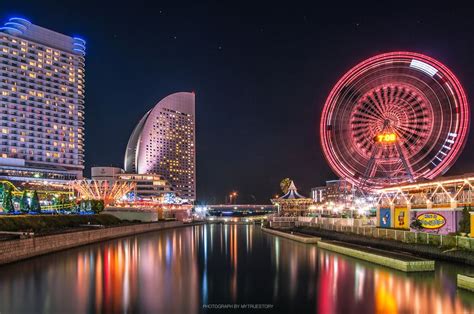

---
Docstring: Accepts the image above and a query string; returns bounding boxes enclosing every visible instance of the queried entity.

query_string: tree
[90,199,105,213]
[2,187,14,213]
[459,205,471,234]
[20,190,29,213]
[96,200,105,213]
[280,178,292,194]
[410,219,423,231]
[30,190,41,213]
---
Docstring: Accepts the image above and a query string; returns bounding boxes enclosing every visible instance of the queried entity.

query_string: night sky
[1,2,474,203]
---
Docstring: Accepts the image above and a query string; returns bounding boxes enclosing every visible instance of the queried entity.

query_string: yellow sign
[470,213,473,238]
[375,133,396,143]
[394,207,409,229]
[417,213,446,229]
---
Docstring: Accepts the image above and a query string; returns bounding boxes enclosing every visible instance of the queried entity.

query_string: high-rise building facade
[0,17,85,183]
[124,92,196,201]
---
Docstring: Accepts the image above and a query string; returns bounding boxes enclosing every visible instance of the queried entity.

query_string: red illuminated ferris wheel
[320,52,470,189]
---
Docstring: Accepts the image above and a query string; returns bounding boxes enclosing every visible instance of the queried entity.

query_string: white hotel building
[0,17,85,183]
[124,92,196,201]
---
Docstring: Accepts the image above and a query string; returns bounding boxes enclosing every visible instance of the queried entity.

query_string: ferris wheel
[320,52,470,189]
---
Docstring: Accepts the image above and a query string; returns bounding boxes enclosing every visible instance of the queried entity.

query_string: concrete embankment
[0,221,201,265]
[458,274,474,292]
[318,240,435,272]
[295,226,474,266]
[261,227,320,243]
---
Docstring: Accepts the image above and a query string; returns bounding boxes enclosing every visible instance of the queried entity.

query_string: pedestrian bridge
[196,204,277,217]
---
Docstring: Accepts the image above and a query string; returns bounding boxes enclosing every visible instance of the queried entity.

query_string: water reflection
[0,225,472,313]
[0,228,200,313]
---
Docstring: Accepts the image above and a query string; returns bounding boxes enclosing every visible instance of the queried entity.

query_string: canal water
[0,224,473,313]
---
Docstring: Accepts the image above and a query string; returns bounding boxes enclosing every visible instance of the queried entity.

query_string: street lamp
[229,192,238,204]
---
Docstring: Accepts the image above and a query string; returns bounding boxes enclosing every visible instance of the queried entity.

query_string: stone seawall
[261,227,320,243]
[458,274,474,292]
[296,226,474,266]
[0,221,191,265]
[317,241,435,272]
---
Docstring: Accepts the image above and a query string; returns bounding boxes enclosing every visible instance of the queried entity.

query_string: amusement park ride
[320,52,470,191]
[318,51,473,235]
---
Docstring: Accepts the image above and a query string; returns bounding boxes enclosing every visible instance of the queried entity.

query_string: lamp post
[229,192,238,204]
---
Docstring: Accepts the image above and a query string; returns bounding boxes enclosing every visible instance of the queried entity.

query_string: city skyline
[0,3,473,314]
[2,2,474,202]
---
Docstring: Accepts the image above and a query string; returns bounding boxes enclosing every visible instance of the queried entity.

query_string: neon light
[320,51,469,190]
[417,213,446,229]
[4,22,27,30]
[410,59,438,77]
[73,42,86,49]
[375,133,396,143]
[0,26,23,34]
[73,48,86,55]
[73,37,86,44]
[9,17,31,24]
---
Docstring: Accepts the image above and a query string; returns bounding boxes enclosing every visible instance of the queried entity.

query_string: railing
[270,216,377,229]
[269,217,298,229]
[40,203,76,211]
[295,217,376,228]
[297,220,474,251]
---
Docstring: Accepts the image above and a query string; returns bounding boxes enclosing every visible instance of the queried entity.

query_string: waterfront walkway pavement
[458,274,474,292]
[318,240,435,272]
[261,227,321,244]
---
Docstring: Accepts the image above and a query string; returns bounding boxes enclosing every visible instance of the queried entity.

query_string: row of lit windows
[0,69,82,96]
[0,154,81,165]
[0,76,83,102]
[0,119,81,132]
[0,37,83,67]
[1,36,78,58]
[1,148,77,158]
[0,55,84,79]
[0,102,81,118]
[0,144,78,153]
[0,55,83,79]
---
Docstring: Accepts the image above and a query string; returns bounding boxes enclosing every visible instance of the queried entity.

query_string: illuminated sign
[379,208,391,228]
[394,207,409,229]
[417,213,446,229]
[375,133,396,143]
[471,213,474,238]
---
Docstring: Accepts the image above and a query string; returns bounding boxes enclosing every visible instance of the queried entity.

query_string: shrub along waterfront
[0,214,122,233]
